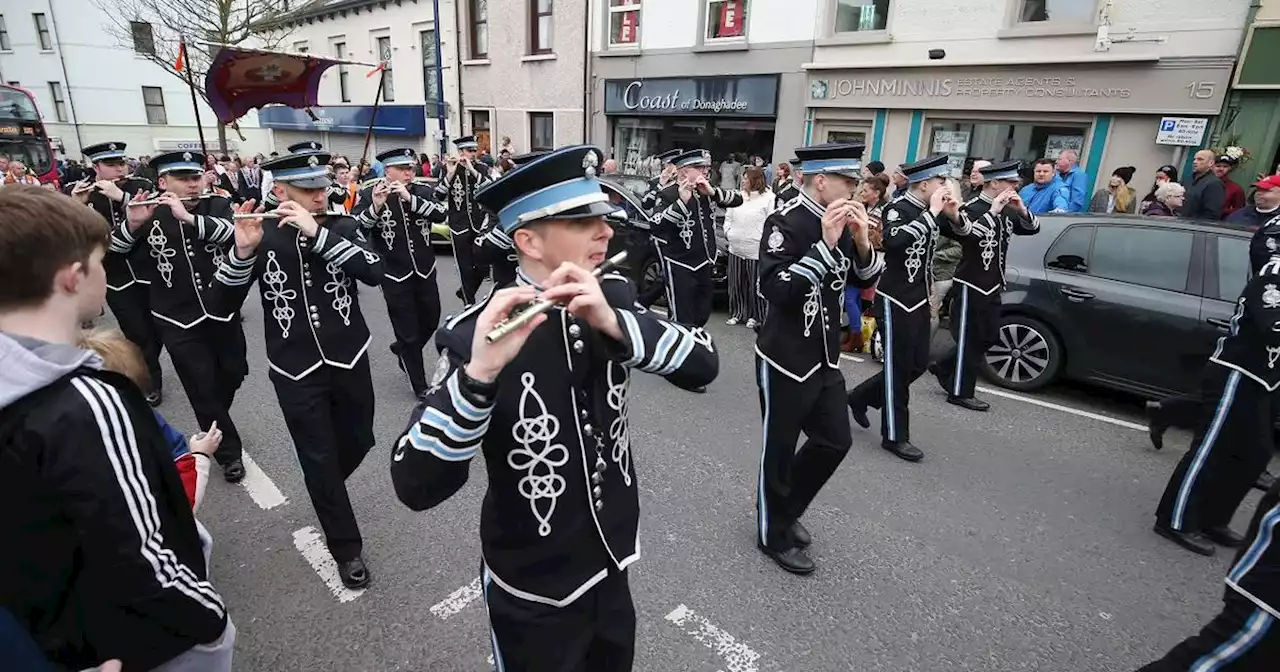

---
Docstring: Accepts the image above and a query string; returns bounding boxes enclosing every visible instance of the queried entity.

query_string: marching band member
[1153,251,1280,557]
[640,148,680,212]
[213,150,383,588]
[390,145,718,671]
[352,147,448,398]
[435,136,493,305]
[115,151,249,484]
[929,160,1039,411]
[474,150,546,289]
[70,141,165,406]
[261,141,330,210]
[753,143,883,574]
[846,155,956,463]
[652,149,744,332]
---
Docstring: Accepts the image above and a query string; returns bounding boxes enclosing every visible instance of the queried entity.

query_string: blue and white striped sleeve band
[405,369,492,461]
[855,250,885,280]
[215,249,255,286]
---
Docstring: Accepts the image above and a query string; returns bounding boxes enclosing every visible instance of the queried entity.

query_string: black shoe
[882,440,924,462]
[337,555,371,589]
[145,389,163,407]
[758,543,815,575]
[1203,525,1246,548]
[791,521,812,548]
[1153,524,1216,556]
[947,396,990,412]
[847,396,870,429]
[1256,470,1276,492]
[689,385,707,394]
[928,362,948,393]
[222,459,245,484]
[455,288,464,301]
[1146,401,1167,451]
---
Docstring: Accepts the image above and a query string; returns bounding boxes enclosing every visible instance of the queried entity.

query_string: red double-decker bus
[0,84,58,186]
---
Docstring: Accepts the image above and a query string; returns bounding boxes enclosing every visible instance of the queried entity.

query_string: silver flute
[127,193,220,207]
[484,251,627,344]
[232,210,331,220]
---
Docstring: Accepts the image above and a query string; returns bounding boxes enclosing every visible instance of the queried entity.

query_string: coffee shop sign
[621,81,749,113]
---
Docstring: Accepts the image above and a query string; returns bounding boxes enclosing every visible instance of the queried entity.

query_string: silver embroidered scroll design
[803,286,820,337]
[324,262,352,326]
[905,237,926,284]
[980,229,998,272]
[380,207,395,249]
[606,364,632,487]
[1269,345,1280,370]
[678,219,694,249]
[451,177,465,209]
[262,251,297,337]
[508,372,568,537]
[830,254,851,292]
[147,221,176,288]
[205,243,225,272]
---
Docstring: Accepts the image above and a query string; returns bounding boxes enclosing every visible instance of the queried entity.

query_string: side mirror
[606,208,629,223]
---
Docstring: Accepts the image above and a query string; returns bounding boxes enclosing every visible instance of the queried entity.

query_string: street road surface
[110,259,1270,671]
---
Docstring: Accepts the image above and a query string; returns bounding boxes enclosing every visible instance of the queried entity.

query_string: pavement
[125,258,1273,672]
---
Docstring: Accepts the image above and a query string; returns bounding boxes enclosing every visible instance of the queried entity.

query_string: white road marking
[238,451,288,510]
[665,604,763,672]
[291,526,365,603]
[838,353,866,363]
[837,353,1146,432]
[430,578,482,620]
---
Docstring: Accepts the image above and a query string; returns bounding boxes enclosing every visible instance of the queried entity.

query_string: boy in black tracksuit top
[0,186,233,671]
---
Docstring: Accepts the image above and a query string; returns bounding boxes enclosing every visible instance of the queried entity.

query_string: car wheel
[981,315,1061,391]
[638,257,666,308]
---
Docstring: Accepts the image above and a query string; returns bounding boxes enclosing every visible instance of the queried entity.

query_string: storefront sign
[808,63,1232,115]
[257,104,427,136]
[1155,117,1209,146]
[603,75,779,117]
[154,138,241,153]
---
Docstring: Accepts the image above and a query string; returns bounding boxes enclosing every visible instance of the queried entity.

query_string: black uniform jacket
[111,195,237,329]
[473,218,519,287]
[653,185,743,271]
[946,193,1040,295]
[640,175,673,212]
[390,273,718,606]
[0,368,225,670]
[877,191,949,313]
[352,183,447,283]
[211,215,383,381]
[79,177,155,291]
[774,182,800,205]
[1209,255,1280,391]
[435,163,493,235]
[755,190,884,382]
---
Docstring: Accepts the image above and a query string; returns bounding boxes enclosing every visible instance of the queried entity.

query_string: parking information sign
[1156,117,1209,146]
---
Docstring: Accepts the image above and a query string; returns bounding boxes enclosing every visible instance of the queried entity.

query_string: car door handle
[1207,317,1231,331]
[1060,288,1094,301]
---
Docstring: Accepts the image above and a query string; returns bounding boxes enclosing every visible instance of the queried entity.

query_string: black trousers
[1137,593,1278,670]
[483,566,635,672]
[383,273,441,396]
[269,357,376,562]
[107,284,163,393]
[933,285,1000,400]
[1154,392,1206,431]
[847,297,932,443]
[1156,366,1275,533]
[727,253,766,324]
[756,360,852,550]
[155,317,246,466]
[453,230,487,304]
[663,262,713,327]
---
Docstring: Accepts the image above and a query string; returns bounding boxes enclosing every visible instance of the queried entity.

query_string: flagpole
[180,39,210,157]
[359,67,387,173]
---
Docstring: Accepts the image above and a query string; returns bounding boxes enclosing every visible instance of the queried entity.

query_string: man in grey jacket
[1181,150,1226,220]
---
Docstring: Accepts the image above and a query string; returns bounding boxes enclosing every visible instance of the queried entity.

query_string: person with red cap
[1229,174,1280,232]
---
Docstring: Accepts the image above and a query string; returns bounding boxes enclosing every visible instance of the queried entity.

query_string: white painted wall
[637,0,698,51]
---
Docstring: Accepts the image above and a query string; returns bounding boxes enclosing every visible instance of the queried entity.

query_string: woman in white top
[723,166,774,328]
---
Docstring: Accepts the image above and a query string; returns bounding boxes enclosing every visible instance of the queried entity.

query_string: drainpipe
[453,0,466,143]
[46,0,84,155]
[431,0,448,156]
[582,1,591,143]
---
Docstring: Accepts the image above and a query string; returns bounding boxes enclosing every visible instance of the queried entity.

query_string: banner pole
[181,40,210,157]
[359,67,387,172]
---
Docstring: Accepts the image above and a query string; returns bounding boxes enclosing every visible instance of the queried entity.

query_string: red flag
[175,43,186,72]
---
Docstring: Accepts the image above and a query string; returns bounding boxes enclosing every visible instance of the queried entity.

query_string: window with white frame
[293,40,309,53]
[833,0,889,33]
[376,36,394,102]
[705,0,748,41]
[470,0,489,58]
[131,21,155,55]
[529,112,554,151]
[33,13,51,50]
[141,86,167,125]
[529,0,552,54]
[420,30,440,103]
[334,41,350,102]
[608,0,640,47]
[0,16,9,51]
[47,82,66,121]
[1018,0,1095,24]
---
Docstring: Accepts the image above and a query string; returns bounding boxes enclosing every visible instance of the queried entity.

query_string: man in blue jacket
[1055,149,1089,213]
[1019,159,1070,214]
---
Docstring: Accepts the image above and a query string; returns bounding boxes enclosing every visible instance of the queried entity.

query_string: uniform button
[309,305,318,313]
[591,471,604,485]
[568,324,582,337]
[592,485,603,499]
[187,251,195,257]
[583,423,593,436]
[579,408,589,419]
[594,499,604,512]
[572,340,584,353]
[305,280,313,287]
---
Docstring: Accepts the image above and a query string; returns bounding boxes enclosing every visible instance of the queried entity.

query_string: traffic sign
[1155,117,1209,146]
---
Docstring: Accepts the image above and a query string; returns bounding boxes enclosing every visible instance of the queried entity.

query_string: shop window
[1017,0,1096,24]
[530,0,552,54]
[833,0,889,33]
[705,0,748,41]
[529,112,554,152]
[608,0,641,48]
[826,129,868,145]
[613,117,663,174]
[609,116,776,178]
[470,0,489,59]
[927,121,1087,178]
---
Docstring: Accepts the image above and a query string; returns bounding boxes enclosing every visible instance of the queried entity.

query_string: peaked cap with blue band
[671,149,712,168]
[510,150,549,167]
[261,150,333,189]
[978,159,1021,182]
[151,150,206,176]
[287,141,325,155]
[656,148,682,164]
[454,135,479,151]
[83,142,128,164]
[796,143,864,178]
[474,145,619,235]
[377,147,418,168]
[901,154,951,184]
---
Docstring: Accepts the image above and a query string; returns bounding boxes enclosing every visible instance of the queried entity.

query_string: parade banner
[203,46,353,124]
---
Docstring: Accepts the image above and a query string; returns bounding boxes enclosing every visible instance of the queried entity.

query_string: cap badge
[701,150,711,162]
[182,152,193,162]
[310,142,318,150]
[308,155,319,167]
[583,151,599,178]
[1264,284,1280,309]
[108,143,117,151]
[1268,237,1278,252]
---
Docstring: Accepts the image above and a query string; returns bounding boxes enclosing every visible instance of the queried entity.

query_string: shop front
[602,75,780,176]
[257,104,429,160]
[1219,17,1280,176]
[806,58,1234,191]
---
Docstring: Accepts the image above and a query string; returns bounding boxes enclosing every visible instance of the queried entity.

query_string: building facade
[259,0,462,161]
[0,0,270,161]
[804,0,1248,193]
[1214,0,1280,177]
[455,0,587,157]
[588,0,811,177]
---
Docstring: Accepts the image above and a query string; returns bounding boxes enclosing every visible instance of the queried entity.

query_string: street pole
[431,0,448,157]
